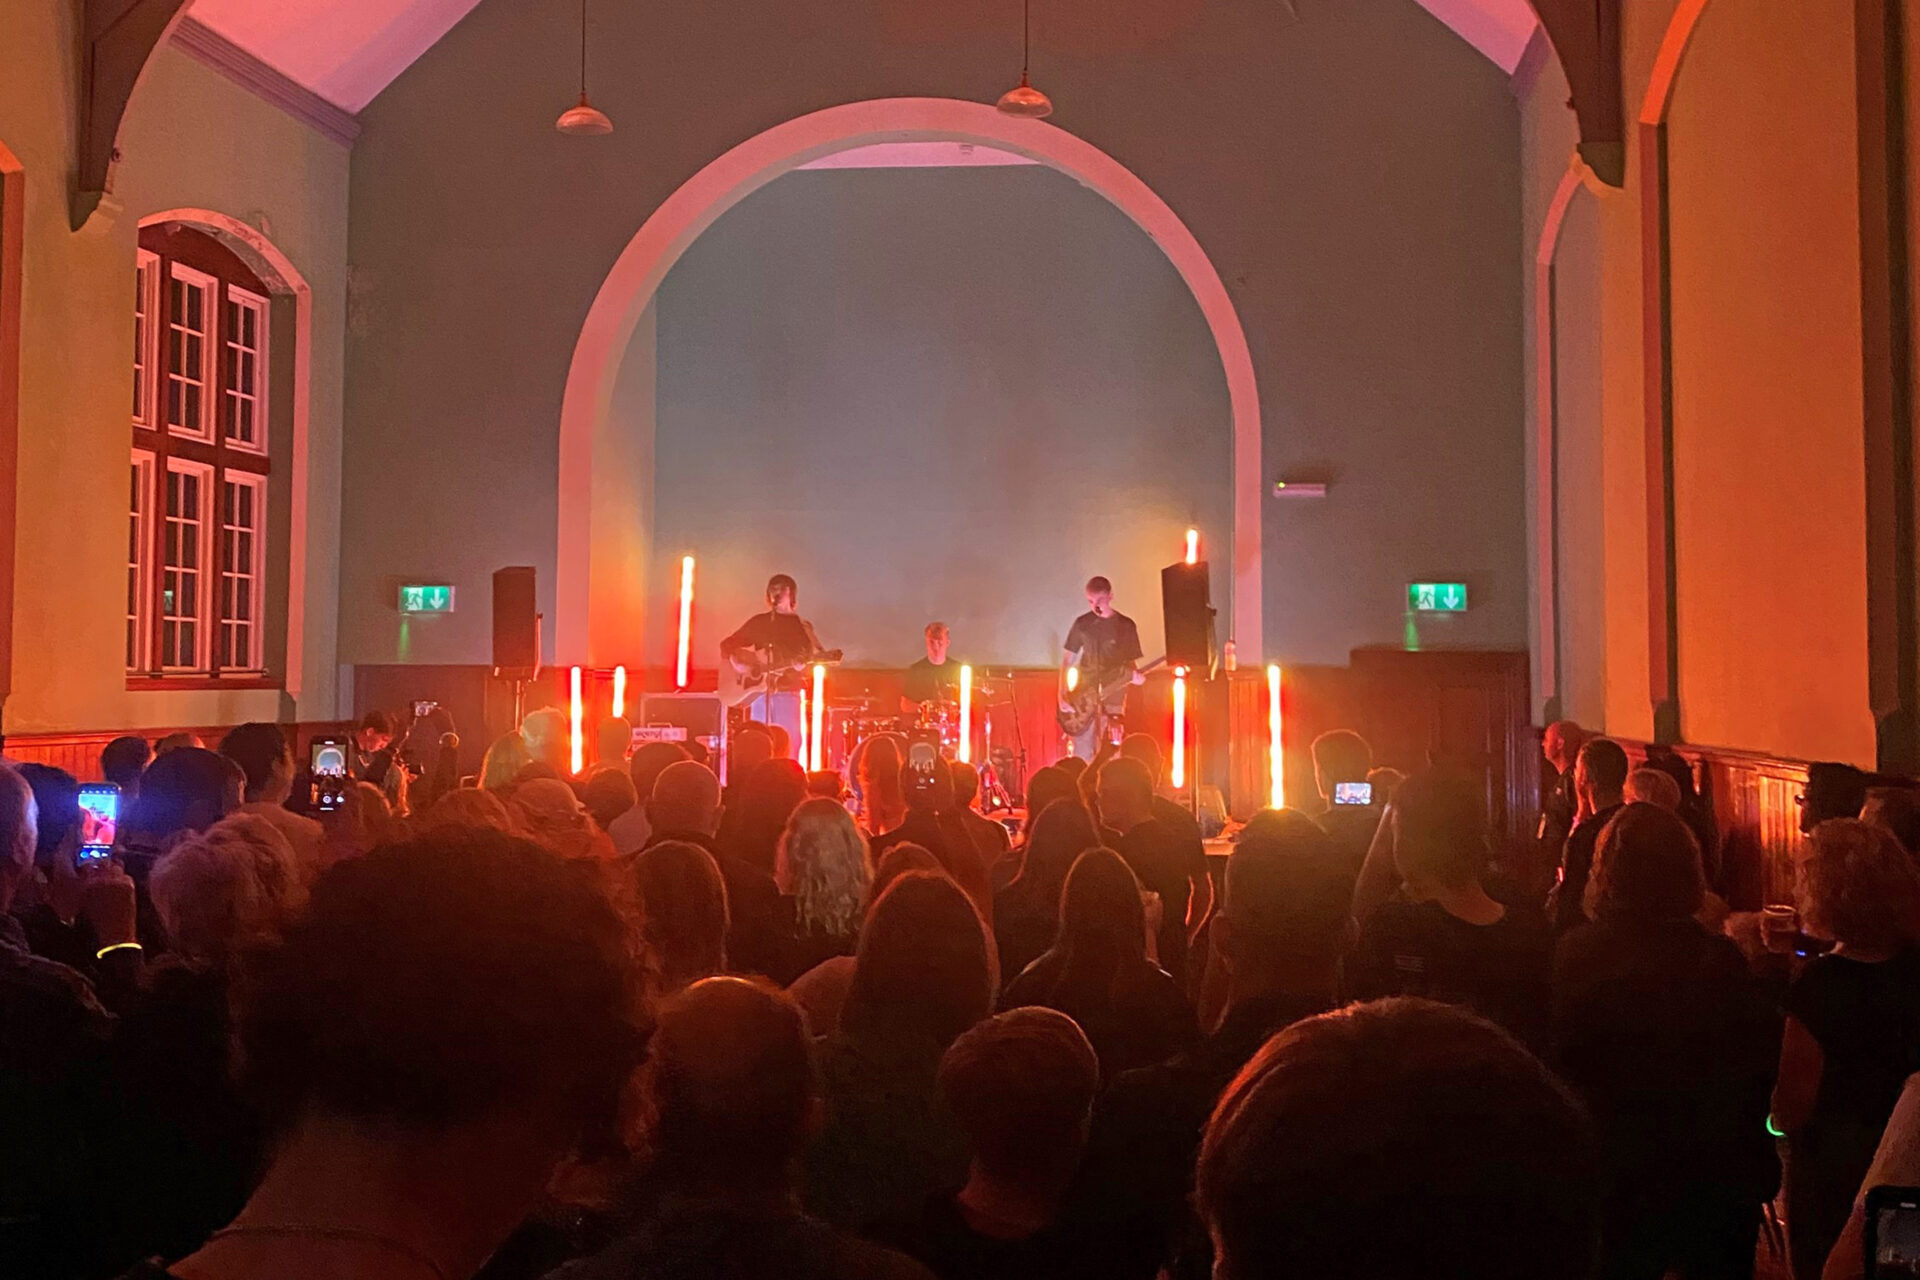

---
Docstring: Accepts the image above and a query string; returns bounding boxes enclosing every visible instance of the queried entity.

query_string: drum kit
[833,669,1021,810]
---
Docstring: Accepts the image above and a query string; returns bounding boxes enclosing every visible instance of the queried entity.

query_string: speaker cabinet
[491,567,539,671]
[1161,560,1217,677]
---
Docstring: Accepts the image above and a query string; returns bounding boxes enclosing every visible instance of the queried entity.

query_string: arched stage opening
[555,97,1263,668]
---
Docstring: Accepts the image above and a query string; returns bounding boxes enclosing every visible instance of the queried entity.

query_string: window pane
[219,477,263,671]
[133,267,148,421]
[127,457,147,672]
[166,271,212,439]
[223,296,266,449]
[162,464,206,670]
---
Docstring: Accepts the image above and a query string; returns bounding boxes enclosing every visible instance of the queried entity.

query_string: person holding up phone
[869,750,994,922]
[1310,730,1381,884]
[13,764,143,1000]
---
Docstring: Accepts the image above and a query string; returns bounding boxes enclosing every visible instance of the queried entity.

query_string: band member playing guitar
[900,621,961,713]
[1059,576,1146,758]
[720,574,841,708]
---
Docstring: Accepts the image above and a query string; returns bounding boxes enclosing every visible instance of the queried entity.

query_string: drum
[914,699,961,755]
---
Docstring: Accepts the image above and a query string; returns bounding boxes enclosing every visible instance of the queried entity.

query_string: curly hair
[151,813,307,966]
[777,798,871,937]
[1798,818,1920,953]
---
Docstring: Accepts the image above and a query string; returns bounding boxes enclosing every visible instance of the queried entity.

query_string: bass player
[1059,575,1145,759]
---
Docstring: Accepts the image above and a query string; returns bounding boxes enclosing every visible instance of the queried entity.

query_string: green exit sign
[1408,582,1468,613]
[398,584,456,614]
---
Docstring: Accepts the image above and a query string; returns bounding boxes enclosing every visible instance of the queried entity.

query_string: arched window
[129,223,272,681]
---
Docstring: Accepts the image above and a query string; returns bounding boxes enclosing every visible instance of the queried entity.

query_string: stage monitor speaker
[1161,560,1217,677]
[491,567,539,671]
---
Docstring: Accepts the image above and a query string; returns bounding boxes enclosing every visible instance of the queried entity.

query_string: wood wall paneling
[5,721,349,780]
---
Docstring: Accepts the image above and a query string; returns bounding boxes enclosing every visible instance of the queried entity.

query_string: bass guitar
[1057,656,1166,737]
[719,646,846,708]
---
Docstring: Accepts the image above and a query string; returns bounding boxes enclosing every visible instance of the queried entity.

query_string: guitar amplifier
[637,693,727,767]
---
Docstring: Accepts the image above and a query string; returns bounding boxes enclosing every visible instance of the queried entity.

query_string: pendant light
[996,0,1053,118]
[556,0,613,135]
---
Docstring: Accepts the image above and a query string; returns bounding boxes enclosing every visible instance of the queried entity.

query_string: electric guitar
[1057,656,1166,737]
[719,645,846,708]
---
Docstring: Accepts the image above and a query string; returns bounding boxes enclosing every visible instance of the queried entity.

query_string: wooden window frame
[133,250,157,430]
[163,261,216,444]
[129,228,276,688]
[158,457,212,674]
[127,450,152,673]
[217,471,266,673]
[221,283,268,456]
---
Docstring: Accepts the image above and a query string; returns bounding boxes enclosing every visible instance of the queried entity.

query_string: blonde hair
[1799,818,1920,953]
[1623,769,1682,810]
[777,798,871,937]
[510,778,600,859]
[480,733,534,792]
[151,813,306,965]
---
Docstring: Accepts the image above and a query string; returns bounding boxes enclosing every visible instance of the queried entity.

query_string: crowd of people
[5,707,1920,1280]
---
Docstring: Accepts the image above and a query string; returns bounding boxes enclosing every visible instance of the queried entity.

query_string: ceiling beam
[1527,0,1625,186]
[75,0,192,226]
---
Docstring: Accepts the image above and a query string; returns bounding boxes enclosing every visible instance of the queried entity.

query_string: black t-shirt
[1550,803,1621,933]
[1349,897,1552,1049]
[1000,947,1198,1078]
[1313,803,1381,886]
[1785,949,1920,1133]
[723,611,816,667]
[903,658,960,705]
[873,1191,1127,1280]
[1110,818,1208,984]
[557,1201,934,1280]
[1552,918,1781,1198]
[1064,612,1143,685]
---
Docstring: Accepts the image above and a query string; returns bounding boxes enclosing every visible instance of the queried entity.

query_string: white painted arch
[555,97,1263,665]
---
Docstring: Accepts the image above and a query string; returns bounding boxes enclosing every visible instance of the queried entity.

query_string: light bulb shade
[557,94,613,135]
[997,82,1053,117]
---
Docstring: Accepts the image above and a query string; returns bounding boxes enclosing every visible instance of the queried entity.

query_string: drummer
[900,621,961,714]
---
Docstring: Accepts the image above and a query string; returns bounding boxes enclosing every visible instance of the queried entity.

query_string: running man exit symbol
[398,584,456,614]
[1408,582,1468,613]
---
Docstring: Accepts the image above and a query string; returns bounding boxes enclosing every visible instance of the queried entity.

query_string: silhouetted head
[1198,999,1598,1280]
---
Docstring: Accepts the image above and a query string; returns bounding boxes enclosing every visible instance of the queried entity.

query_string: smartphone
[1866,1186,1920,1278]
[76,783,119,865]
[310,736,350,813]
[1333,781,1374,806]
[412,700,439,720]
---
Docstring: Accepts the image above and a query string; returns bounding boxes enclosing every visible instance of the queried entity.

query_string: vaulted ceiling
[182,0,1541,116]
[184,0,484,113]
